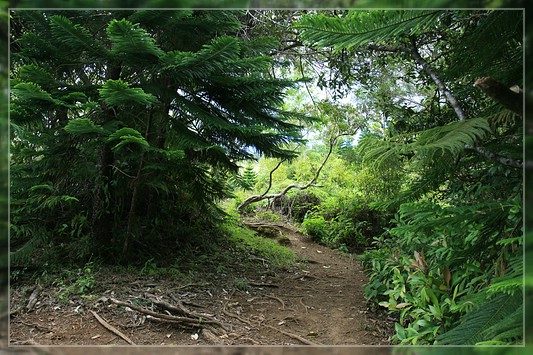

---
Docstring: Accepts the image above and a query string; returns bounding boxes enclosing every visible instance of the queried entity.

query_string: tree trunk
[91,144,114,251]
[146,103,170,220]
[122,110,153,259]
[90,64,121,254]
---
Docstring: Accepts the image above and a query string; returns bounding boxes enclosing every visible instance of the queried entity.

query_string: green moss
[223,215,296,269]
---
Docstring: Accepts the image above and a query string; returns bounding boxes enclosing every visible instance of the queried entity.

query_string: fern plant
[436,292,523,345]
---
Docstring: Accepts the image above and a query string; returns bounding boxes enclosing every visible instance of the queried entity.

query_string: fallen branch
[263,324,320,345]
[243,221,305,237]
[89,310,135,345]
[248,282,279,288]
[238,132,356,213]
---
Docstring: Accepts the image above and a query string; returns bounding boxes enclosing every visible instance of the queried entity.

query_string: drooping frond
[445,10,523,85]
[361,117,491,168]
[16,64,57,90]
[486,251,523,296]
[412,117,492,159]
[107,127,149,152]
[127,10,193,28]
[159,36,242,80]
[11,82,56,104]
[436,292,523,345]
[294,10,443,51]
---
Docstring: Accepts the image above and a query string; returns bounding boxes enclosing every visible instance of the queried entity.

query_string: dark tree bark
[90,64,121,253]
[91,144,114,250]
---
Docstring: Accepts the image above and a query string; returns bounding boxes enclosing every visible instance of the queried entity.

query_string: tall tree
[10,10,310,263]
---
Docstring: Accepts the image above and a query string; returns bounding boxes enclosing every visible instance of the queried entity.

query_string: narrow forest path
[238,222,392,345]
[9,222,392,346]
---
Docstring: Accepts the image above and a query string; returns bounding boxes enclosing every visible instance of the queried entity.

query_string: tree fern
[295,10,443,51]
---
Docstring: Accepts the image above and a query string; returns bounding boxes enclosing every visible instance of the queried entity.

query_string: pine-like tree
[10,10,309,263]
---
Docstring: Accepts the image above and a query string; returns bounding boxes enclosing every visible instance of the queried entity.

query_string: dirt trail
[8,223,392,346]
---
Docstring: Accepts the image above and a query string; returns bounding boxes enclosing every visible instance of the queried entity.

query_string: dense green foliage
[294,10,523,345]
[10,10,309,264]
[7,7,526,347]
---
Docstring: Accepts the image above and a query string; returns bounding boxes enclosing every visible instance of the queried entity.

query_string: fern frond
[10,226,49,266]
[487,252,523,296]
[446,10,523,84]
[160,36,241,79]
[361,117,491,170]
[295,10,443,51]
[435,292,523,345]
[486,109,521,132]
[17,65,57,90]
[11,82,55,104]
[413,117,492,158]
[128,10,193,28]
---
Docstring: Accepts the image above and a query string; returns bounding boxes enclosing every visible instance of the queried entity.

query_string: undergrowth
[11,212,296,293]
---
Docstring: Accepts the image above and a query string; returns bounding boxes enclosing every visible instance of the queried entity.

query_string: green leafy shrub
[361,198,523,345]
[53,262,96,301]
[301,213,328,242]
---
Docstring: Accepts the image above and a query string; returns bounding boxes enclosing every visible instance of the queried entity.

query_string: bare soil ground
[7,223,394,348]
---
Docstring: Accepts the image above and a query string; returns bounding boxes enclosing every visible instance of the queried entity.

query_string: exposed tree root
[265,294,285,310]
[201,327,224,345]
[222,299,318,345]
[222,308,254,327]
[107,297,228,330]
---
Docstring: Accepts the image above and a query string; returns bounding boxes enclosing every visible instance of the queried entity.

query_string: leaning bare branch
[238,133,351,212]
